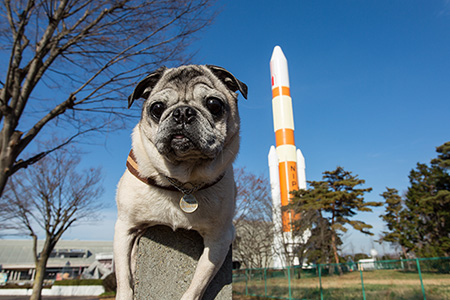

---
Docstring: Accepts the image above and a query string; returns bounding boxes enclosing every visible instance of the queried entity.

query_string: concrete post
[134,225,232,300]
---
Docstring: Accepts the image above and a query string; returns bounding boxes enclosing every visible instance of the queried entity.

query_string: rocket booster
[297,149,307,190]
[270,46,299,232]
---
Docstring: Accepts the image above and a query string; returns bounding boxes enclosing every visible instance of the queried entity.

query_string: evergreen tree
[378,188,409,258]
[405,160,450,257]
[290,185,340,265]
[290,166,380,269]
[379,141,450,257]
[303,213,341,266]
[432,141,450,170]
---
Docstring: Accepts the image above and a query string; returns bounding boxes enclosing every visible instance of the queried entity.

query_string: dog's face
[128,65,247,163]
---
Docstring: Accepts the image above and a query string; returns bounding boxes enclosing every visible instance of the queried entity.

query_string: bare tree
[234,167,310,269]
[0,0,217,195]
[233,168,274,269]
[1,149,103,300]
[0,201,15,234]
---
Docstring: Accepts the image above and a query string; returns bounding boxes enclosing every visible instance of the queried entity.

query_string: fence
[232,256,450,300]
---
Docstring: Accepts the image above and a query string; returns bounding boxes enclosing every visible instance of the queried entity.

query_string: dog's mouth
[154,121,223,162]
[170,133,195,153]
[172,134,188,140]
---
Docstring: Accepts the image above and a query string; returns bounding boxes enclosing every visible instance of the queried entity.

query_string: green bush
[99,291,116,297]
[102,272,117,293]
[53,279,103,286]
[0,282,52,289]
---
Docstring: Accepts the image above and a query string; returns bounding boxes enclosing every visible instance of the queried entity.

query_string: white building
[0,240,113,283]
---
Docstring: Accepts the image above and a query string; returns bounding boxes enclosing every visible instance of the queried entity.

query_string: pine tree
[290,184,339,265]
[405,160,450,257]
[378,188,409,258]
[379,141,450,257]
[432,141,450,169]
[290,166,380,270]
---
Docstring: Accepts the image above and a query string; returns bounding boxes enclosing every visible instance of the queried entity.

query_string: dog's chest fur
[116,165,235,234]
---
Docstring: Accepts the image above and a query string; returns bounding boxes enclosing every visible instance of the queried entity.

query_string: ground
[0,296,262,300]
[233,295,265,300]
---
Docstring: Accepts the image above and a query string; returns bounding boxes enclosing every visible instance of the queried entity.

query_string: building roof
[0,239,113,269]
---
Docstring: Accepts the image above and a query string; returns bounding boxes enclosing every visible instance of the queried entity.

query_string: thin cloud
[438,0,450,16]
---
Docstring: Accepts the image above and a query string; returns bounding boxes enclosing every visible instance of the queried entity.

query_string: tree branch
[11,126,100,174]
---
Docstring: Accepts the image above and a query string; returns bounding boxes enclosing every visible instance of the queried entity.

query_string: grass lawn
[233,269,450,300]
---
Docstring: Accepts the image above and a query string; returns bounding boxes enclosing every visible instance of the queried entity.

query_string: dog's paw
[180,291,201,300]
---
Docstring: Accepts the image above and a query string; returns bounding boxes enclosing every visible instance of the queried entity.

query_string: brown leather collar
[126,150,224,192]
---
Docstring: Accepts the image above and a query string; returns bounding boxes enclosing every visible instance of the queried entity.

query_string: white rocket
[268,45,307,268]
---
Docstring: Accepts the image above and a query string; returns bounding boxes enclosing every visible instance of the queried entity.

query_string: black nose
[172,106,197,124]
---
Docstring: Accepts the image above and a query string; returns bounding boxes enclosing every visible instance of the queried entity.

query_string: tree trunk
[401,246,413,270]
[0,124,22,196]
[330,233,343,275]
[401,246,407,259]
[30,237,54,300]
[0,161,10,197]
[30,254,49,300]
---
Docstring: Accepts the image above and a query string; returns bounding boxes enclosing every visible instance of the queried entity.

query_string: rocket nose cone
[271,45,286,62]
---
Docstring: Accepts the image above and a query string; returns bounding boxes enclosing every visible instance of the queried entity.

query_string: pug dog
[114,65,247,300]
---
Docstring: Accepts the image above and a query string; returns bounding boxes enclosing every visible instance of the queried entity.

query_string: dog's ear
[206,65,248,100]
[128,67,167,108]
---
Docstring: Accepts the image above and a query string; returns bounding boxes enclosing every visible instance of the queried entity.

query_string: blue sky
[58,1,450,255]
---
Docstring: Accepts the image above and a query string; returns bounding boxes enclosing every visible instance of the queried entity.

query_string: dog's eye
[149,102,166,121]
[205,97,224,117]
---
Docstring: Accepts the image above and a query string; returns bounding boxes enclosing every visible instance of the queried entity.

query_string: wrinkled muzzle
[153,105,224,162]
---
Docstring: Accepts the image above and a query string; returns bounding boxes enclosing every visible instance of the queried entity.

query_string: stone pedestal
[134,225,232,300]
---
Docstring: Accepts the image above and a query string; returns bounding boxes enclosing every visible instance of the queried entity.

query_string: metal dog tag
[180,194,198,213]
